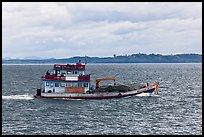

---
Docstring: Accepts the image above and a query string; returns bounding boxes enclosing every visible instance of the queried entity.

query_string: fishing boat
[34,61,159,99]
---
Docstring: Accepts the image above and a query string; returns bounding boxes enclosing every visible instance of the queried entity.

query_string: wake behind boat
[34,61,159,99]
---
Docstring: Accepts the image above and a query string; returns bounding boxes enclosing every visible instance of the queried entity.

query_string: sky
[2,2,202,59]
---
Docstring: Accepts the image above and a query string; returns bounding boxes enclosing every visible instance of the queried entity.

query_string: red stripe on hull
[34,88,155,99]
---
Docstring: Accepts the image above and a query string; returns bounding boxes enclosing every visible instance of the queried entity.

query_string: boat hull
[34,86,156,99]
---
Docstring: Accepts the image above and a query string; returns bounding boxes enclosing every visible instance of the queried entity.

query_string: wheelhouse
[42,62,90,94]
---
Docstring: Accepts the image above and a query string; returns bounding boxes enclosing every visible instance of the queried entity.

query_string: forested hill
[2,53,202,64]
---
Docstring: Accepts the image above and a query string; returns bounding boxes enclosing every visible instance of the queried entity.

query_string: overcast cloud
[2,2,202,59]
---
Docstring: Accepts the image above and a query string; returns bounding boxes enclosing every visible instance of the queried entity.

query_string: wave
[136,93,159,97]
[2,94,34,100]
[59,98,84,101]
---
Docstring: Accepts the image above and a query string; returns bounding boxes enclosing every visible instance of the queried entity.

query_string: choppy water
[2,63,202,135]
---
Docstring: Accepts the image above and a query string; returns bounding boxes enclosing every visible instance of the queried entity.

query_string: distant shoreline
[2,63,202,65]
[2,53,202,64]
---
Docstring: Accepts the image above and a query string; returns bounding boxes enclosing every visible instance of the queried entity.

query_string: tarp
[95,83,146,92]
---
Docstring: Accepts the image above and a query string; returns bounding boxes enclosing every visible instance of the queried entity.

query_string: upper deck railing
[53,63,85,70]
[44,74,90,81]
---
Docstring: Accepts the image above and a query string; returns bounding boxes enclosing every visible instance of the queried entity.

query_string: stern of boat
[34,88,42,98]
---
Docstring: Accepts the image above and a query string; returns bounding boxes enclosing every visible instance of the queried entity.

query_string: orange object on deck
[145,82,159,94]
[66,87,85,93]
[95,77,116,89]
[155,82,159,94]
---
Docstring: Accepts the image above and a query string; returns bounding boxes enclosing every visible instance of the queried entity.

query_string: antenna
[84,55,88,65]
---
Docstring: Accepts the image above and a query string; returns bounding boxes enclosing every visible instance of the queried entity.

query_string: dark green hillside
[2,53,202,64]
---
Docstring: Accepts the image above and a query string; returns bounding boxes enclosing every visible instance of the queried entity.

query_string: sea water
[2,63,202,135]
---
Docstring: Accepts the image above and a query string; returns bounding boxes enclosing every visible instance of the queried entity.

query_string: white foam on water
[136,93,152,97]
[2,94,34,100]
[136,93,159,97]
[60,98,84,101]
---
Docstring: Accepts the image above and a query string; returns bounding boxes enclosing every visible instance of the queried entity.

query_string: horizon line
[3,53,202,60]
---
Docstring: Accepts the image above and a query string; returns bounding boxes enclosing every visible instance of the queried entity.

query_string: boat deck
[93,83,146,93]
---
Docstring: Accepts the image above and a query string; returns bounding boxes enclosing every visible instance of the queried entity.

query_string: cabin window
[73,71,77,74]
[46,82,49,86]
[67,71,71,74]
[61,71,66,76]
[72,83,78,87]
[60,83,66,87]
[56,70,60,76]
[78,83,83,87]
[79,71,84,75]
[55,82,59,87]
[50,82,54,87]
[66,83,72,87]
[83,83,88,87]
